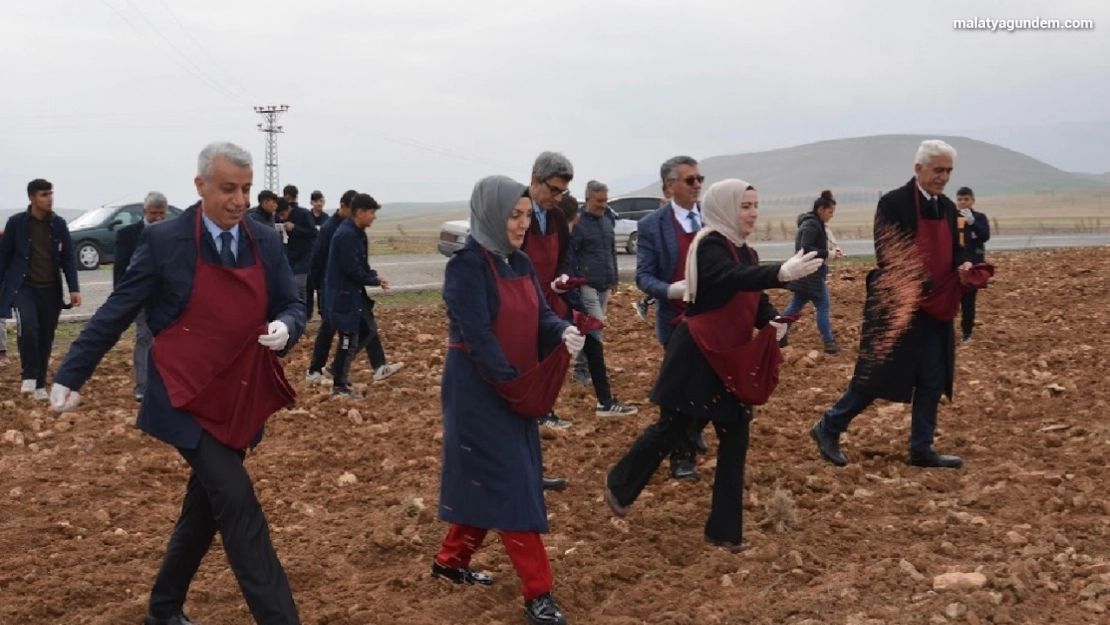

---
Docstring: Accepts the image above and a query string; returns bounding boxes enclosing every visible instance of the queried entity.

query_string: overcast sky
[1,0,1106,210]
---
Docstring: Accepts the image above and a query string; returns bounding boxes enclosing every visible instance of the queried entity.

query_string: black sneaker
[431,561,494,586]
[539,413,572,430]
[595,400,638,417]
[524,593,567,625]
[331,387,363,400]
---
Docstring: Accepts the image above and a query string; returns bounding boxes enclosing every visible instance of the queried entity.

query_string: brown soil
[2,247,1109,625]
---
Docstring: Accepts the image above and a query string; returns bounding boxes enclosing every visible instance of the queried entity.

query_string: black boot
[542,477,567,491]
[810,421,847,466]
[524,593,567,625]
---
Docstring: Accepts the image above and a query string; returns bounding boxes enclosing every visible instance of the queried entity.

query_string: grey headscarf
[468,175,529,256]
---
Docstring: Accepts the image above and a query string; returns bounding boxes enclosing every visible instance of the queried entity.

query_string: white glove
[258,320,290,351]
[768,321,788,342]
[550,274,569,294]
[959,209,974,223]
[666,280,687,300]
[50,383,81,413]
[777,250,824,282]
[562,326,585,356]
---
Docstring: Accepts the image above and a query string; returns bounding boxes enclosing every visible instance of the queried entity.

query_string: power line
[255,105,290,192]
[155,0,253,98]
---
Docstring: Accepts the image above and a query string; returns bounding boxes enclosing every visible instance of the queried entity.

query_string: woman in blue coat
[432,175,584,625]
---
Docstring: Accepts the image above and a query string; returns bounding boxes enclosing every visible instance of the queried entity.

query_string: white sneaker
[373,362,405,382]
[33,388,48,401]
[305,370,326,385]
[21,379,35,394]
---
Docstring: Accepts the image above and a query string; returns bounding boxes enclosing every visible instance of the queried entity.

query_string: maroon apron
[669,216,698,325]
[152,213,296,450]
[915,191,962,321]
[523,221,570,320]
[450,250,570,418]
[684,242,783,406]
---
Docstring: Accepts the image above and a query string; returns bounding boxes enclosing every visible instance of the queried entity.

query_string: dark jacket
[786,212,830,299]
[53,204,305,449]
[283,204,318,275]
[650,234,783,422]
[309,211,345,289]
[321,219,380,334]
[246,206,276,226]
[113,220,146,288]
[961,209,990,263]
[849,178,969,403]
[311,211,327,228]
[635,202,688,345]
[571,208,619,291]
[438,237,570,532]
[0,208,80,318]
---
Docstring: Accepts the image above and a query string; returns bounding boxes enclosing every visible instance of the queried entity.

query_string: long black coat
[650,233,783,423]
[849,179,969,403]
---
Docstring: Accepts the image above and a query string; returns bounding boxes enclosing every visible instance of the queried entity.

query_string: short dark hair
[339,189,358,207]
[350,193,380,212]
[812,189,836,213]
[27,179,52,198]
[310,190,323,201]
[558,194,580,222]
[956,186,974,197]
[276,197,290,214]
[283,184,298,199]
[257,189,278,203]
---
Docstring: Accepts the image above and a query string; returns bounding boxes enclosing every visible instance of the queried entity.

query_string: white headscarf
[683,178,752,303]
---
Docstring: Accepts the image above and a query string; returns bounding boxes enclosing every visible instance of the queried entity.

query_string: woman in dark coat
[432,175,584,625]
[781,190,844,353]
[603,179,823,552]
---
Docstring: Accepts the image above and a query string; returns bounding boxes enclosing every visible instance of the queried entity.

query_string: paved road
[60,233,1110,322]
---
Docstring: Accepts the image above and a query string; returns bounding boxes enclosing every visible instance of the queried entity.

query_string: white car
[437,219,470,256]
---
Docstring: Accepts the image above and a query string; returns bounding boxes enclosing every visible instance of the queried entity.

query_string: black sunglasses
[681,175,706,186]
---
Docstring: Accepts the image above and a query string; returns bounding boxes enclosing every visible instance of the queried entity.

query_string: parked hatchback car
[606,196,662,254]
[69,202,183,270]
[437,219,470,257]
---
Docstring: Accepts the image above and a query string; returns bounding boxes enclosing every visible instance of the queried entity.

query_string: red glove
[573,310,605,334]
[773,314,800,324]
[555,276,588,291]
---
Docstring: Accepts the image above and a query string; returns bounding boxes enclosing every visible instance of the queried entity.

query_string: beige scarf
[683,179,752,304]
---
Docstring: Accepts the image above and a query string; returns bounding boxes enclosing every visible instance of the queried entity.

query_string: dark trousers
[582,334,612,404]
[332,302,386,389]
[820,316,947,455]
[308,318,337,374]
[607,408,750,544]
[14,284,63,388]
[960,290,977,338]
[148,431,300,624]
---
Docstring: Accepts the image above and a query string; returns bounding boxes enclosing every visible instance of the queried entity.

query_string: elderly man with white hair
[810,139,972,470]
[113,191,169,401]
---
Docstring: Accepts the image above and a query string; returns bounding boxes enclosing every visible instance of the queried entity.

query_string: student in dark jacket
[780,190,844,354]
[811,140,971,470]
[321,193,404,399]
[306,189,356,382]
[0,178,81,399]
[247,190,280,227]
[955,186,990,343]
[279,198,318,309]
[433,175,581,625]
[113,191,169,401]
[48,141,306,625]
[605,179,821,552]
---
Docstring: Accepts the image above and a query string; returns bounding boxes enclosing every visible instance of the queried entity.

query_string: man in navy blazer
[113,191,169,401]
[50,142,306,625]
[0,178,81,399]
[277,191,317,313]
[634,155,707,480]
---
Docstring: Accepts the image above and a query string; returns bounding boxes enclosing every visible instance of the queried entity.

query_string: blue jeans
[817,315,947,455]
[782,266,833,342]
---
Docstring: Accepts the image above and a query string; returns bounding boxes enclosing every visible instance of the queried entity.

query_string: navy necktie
[687,211,701,232]
[928,197,939,219]
[219,231,236,267]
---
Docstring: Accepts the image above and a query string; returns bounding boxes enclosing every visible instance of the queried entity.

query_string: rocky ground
[1,247,1109,625]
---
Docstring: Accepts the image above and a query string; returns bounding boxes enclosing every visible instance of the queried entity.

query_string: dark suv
[69,203,182,270]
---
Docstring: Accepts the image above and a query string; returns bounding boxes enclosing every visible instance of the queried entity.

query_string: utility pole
[254,105,289,192]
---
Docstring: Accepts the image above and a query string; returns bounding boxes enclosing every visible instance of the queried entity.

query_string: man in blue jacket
[277,189,317,314]
[0,178,81,400]
[306,189,356,383]
[49,141,306,625]
[322,193,404,399]
[634,155,707,480]
[113,191,169,401]
[956,186,990,343]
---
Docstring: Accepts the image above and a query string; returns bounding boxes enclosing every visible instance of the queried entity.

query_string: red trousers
[435,523,552,600]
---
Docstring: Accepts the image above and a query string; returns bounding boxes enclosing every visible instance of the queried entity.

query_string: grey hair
[914,140,957,166]
[660,155,698,182]
[585,180,608,198]
[531,151,574,182]
[197,141,252,180]
[143,191,168,209]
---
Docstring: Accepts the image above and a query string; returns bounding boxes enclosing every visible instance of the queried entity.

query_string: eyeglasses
[681,175,706,186]
[544,181,569,197]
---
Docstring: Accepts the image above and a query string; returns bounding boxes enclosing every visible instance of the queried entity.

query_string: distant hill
[625,134,1110,203]
[1071,172,1110,184]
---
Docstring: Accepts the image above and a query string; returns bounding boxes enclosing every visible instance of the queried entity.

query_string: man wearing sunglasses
[521,151,577,491]
[633,155,708,480]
